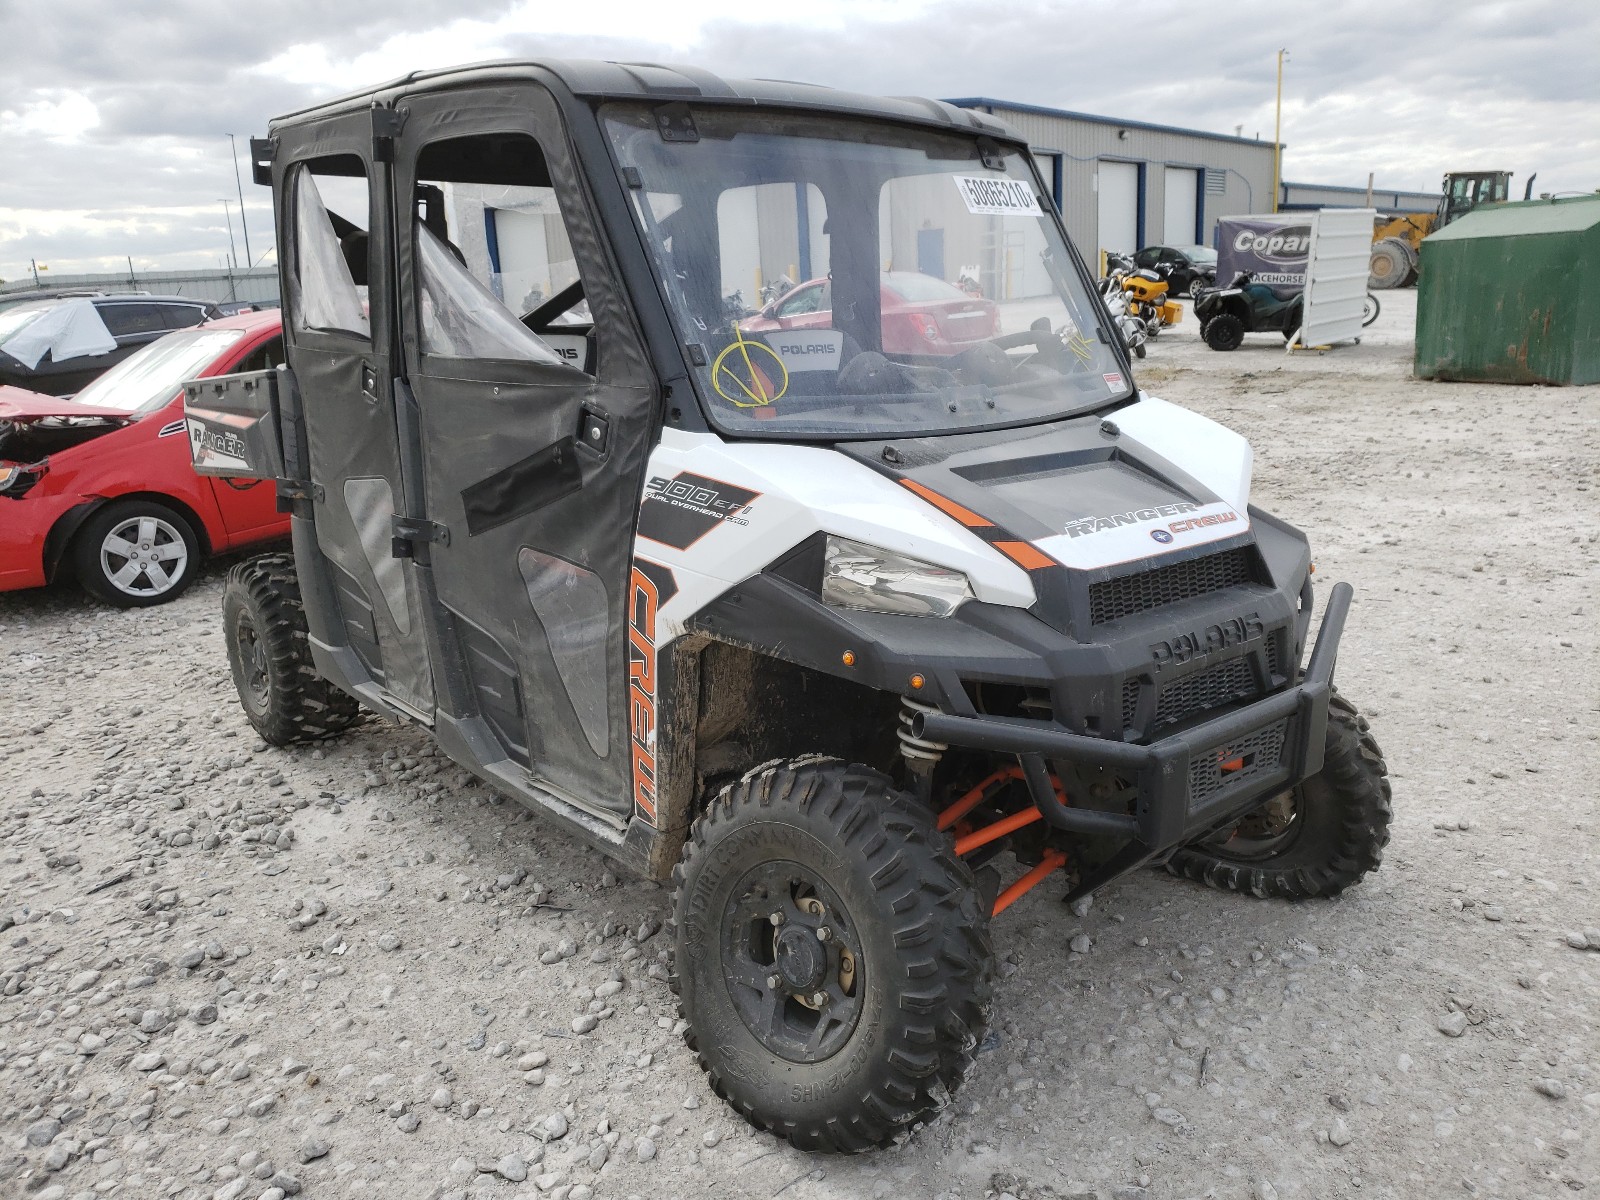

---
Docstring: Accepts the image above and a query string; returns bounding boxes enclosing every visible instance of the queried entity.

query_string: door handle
[361,363,379,403]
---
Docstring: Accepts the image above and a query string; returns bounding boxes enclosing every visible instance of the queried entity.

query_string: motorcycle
[1101,255,1181,338]
[1122,269,1182,337]
[759,275,798,306]
[1097,263,1149,359]
[722,289,754,323]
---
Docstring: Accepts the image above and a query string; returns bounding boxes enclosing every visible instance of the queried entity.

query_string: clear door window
[412,133,590,371]
[291,161,371,338]
[417,223,566,365]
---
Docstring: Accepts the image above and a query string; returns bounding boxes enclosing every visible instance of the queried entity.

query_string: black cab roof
[267,58,1020,143]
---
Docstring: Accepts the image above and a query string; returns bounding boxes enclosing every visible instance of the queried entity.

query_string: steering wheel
[986,325,1091,376]
[522,280,587,334]
[987,328,1060,353]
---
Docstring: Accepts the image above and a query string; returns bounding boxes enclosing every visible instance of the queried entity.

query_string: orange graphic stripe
[899,479,995,528]
[992,540,1058,571]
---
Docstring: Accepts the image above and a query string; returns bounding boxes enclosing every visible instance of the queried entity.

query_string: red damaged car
[740,271,1000,354]
[0,310,288,607]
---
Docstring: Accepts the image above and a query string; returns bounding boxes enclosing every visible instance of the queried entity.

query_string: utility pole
[31,258,40,286]
[219,199,239,270]
[229,134,252,266]
[1272,49,1289,213]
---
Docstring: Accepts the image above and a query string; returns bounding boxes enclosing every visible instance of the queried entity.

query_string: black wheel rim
[1200,787,1304,861]
[236,616,270,714]
[720,861,865,1064]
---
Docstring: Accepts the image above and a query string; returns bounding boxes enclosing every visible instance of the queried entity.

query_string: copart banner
[1215,216,1311,299]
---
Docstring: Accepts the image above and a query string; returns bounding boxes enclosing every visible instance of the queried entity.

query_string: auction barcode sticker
[953,175,1041,216]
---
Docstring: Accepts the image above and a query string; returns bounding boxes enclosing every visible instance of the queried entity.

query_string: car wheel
[73,500,201,607]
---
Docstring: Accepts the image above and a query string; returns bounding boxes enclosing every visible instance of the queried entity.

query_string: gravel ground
[2,289,1597,1200]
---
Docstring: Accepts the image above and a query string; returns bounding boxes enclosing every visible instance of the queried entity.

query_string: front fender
[43,498,108,583]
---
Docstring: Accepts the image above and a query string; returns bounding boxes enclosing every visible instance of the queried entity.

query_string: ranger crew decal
[627,564,662,824]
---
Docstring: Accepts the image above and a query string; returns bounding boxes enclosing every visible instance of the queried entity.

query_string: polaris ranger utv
[186,60,1391,1153]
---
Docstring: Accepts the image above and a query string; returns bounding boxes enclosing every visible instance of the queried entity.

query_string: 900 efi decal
[627,559,677,826]
[638,471,761,551]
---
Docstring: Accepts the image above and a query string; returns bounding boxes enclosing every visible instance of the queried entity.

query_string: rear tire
[74,499,201,607]
[1166,690,1391,899]
[1203,313,1245,351]
[670,758,993,1152]
[223,553,362,745]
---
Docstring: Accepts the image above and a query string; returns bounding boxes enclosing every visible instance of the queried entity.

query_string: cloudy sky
[2,0,1595,282]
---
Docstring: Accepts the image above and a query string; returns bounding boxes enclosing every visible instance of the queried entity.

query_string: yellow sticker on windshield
[711,324,788,407]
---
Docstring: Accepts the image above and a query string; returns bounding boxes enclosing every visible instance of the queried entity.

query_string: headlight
[821,536,973,617]
[0,462,46,497]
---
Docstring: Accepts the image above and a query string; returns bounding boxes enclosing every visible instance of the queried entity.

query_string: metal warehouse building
[948,98,1276,263]
[1280,180,1441,215]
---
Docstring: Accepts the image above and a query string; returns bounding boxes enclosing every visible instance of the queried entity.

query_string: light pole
[228,134,252,266]
[1272,48,1289,213]
[219,200,239,269]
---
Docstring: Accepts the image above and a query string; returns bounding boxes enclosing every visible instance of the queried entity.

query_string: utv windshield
[603,106,1127,438]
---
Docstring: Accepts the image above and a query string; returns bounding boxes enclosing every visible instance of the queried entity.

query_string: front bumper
[0,501,50,591]
[913,582,1352,897]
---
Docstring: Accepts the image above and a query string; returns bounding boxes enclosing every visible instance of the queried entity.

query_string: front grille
[1188,719,1288,812]
[1122,635,1288,736]
[1121,679,1140,730]
[1154,657,1259,729]
[1089,547,1252,625]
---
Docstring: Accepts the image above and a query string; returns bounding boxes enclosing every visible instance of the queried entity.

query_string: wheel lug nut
[816,926,831,942]
[810,991,827,1006]
[766,974,781,990]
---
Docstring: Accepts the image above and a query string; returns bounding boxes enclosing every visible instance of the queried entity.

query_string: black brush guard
[911,583,1353,901]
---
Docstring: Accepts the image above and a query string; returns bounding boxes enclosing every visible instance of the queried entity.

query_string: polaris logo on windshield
[767,330,843,373]
[1231,226,1312,263]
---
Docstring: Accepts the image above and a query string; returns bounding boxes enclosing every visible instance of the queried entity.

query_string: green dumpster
[1415,194,1600,385]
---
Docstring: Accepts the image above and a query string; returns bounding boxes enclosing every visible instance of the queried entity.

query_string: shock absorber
[898,696,946,803]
